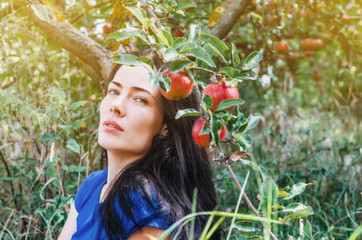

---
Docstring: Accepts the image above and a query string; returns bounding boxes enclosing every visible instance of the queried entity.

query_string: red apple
[103,23,112,33]
[316,1,326,11]
[313,71,320,79]
[300,38,324,51]
[160,70,193,100]
[203,82,239,112]
[341,14,350,24]
[300,9,308,19]
[192,117,226,148]
[175,30,185,37]
[274,40,289,54]
[304,51,313,57]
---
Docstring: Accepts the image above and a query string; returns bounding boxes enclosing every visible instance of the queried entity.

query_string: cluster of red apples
[161,70,239,148]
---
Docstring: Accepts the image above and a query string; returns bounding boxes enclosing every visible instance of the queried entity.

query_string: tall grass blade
[226,171,250,240]
[189,188,198,240]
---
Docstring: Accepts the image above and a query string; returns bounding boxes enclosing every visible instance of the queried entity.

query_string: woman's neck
[106,151,142,185]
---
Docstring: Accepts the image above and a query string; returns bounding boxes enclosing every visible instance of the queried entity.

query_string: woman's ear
[160,124,168,136]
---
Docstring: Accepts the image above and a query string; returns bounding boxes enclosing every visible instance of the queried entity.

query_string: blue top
[71,168,171,240]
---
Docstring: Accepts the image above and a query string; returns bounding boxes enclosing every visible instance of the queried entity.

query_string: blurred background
[0,0,360,239]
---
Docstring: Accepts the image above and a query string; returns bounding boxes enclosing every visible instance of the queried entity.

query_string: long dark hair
[99,50,221,240]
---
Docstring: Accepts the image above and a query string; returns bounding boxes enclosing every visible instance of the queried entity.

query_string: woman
[58,50,221,240]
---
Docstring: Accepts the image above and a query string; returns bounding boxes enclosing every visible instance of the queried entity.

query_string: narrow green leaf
[169,59,193,72]
[242,50,263,71]
[175,108,202,119]
[231,42,240,66]
[31,5,50,22]
[189,47,216,67]
[215,99,245,112]
[66,139,80,154]
[163,48,179,62]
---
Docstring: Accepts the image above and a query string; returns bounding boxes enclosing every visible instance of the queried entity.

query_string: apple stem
[226,164,278,240]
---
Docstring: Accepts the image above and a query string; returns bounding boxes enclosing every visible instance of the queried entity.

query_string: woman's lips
[103,120,124,132]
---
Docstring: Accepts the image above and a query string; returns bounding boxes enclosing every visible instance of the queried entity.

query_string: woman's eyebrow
[109,81,155,99]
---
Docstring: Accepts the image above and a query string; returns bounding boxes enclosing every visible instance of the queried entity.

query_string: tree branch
[210,0,252,39]
[23,4,113,87]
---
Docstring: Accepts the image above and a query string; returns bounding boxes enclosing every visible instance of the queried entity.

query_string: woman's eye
[108,89,118,95]
[135,97,148,104]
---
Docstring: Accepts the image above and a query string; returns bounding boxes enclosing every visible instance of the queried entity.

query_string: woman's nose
[110,97,126,117]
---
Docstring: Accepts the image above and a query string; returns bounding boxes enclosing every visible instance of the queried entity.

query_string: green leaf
[200,34,230,62]
[199,121,209,135]
[177,0,197,10]
[280,208,314,222]
[258,165,272,181]
[188,24,200,44]
[31,5,50,22]
[137,56,154,69]
[202,94,214,109]
[66,139,80,154]
[168,59,193,72]
[210,114,222,145]
[238,159,259,171]
[161,28,173,47]
[301,220,312,240]
[39,133,61,142]
[242,50,263,71]
[125,7,147,26]
[232,133,252,148]
[149,72,171,93]
[62,165,87,173]
[70,101,88,111]
[44,157,61,168]
[282,203,312,213]
[231,42,240,66]
[108,27,148,43]
[282,182,313,200]
[163,48,179,62]
[243,114,261,133]
[215,99,245,112]
[219,67,241,78]
[233,221,258,233]
[175,108,202,119]
[113,54,142,66]
[173,37,189,50]
[189,47,216,68]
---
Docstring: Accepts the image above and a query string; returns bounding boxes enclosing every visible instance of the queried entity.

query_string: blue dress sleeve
[119,188,171,238]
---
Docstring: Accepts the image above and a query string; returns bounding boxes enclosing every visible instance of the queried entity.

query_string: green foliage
[0,0,360,239]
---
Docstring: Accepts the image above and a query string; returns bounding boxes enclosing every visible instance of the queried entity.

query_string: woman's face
[98,65,165,159]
